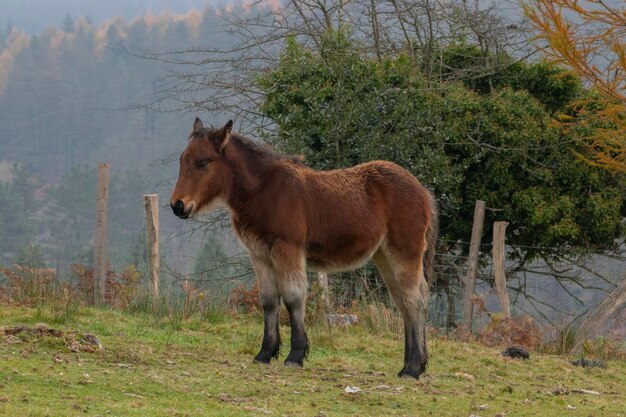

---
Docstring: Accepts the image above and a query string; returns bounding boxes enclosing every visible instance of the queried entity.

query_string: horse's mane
[230,134,305,165]
[192,128,304,165]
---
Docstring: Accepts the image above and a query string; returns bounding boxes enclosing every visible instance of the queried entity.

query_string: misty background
[0,0,252,293]
[1,0,233,33]
[0,0,624,334]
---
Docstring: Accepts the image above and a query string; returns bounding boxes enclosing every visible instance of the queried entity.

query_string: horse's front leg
[271,242,309,367]
[251,257,281,363]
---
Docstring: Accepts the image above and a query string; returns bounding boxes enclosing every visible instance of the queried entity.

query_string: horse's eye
[195,159,211,169]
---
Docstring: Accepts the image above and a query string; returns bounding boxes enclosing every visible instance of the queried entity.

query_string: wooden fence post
[144,194,160,300]
[462,200,486,329]
[317,272,329,306]
[492,221,510,318]
[573,276,626,350]
[94,162,109,305]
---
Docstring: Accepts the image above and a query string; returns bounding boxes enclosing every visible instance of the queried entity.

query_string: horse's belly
[305,255,373,273]
[305,234,384,273]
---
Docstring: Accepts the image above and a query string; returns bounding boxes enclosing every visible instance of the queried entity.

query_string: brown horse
[170,118,438,378]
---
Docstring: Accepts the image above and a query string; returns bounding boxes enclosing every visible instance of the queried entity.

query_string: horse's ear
[192,117,204,134]
[219,120,233,153]
[223,120,233,135]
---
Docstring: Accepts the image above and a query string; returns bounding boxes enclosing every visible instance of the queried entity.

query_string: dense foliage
[259,34,626,263]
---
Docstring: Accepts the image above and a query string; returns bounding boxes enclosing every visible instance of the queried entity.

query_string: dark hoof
[284,346,308,367]
[397,367,422,379]
[254,349,279,364]
[284,359,303,367]
[284,351,305,367]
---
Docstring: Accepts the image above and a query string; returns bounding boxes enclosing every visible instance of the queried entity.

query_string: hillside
[0,0,217,34]
[1,305,624,416]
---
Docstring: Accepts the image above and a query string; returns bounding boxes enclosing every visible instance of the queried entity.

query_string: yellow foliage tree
[0,30,30,94]
[524,0,626,173]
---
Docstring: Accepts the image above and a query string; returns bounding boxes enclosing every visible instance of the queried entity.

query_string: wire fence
[1,195,625,341]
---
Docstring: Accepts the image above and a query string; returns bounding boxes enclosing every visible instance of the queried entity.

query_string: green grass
[1,304,625,417]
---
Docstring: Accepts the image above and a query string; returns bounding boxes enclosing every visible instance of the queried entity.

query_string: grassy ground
[1,304,624,417]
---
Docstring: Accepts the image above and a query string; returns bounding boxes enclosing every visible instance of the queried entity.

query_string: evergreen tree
[45,165,97,264]
[14,244,46,268]
[193,229,235,286]
[0,165,39,263]
[62,13,74,34]
[259,34,626,263]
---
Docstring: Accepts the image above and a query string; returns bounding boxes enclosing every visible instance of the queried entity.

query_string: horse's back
[304,160,430,225]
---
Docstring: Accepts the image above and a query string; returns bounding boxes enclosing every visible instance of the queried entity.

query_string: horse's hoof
[284,359,303,368]
[254,351,278,364]
[397,368,421,379]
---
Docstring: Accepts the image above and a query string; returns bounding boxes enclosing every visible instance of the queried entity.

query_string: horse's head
[170,118,233,219]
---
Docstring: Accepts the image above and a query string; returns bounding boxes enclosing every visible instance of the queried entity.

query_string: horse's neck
[226,149,274,212]
[227,177,265,232]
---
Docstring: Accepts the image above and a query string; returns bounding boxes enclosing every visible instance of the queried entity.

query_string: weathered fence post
[317,272,329,306]
[462,200,486,329]
[492,221,510,318]
[94,162,109,305]
[573,276,626,350]
[144,194,160,300]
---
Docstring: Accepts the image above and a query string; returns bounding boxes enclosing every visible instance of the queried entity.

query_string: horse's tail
[423,190,439,287]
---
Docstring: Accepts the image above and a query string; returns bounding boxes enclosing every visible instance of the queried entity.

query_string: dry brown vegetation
[1,265,624,361]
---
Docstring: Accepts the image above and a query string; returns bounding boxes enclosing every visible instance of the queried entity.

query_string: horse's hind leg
[252,257,281,363]
[271,241,309,367]
[373,250,429,379]
[283,283,309,367]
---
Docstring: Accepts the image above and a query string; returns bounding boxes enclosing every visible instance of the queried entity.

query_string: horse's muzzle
[171,199,191,219]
